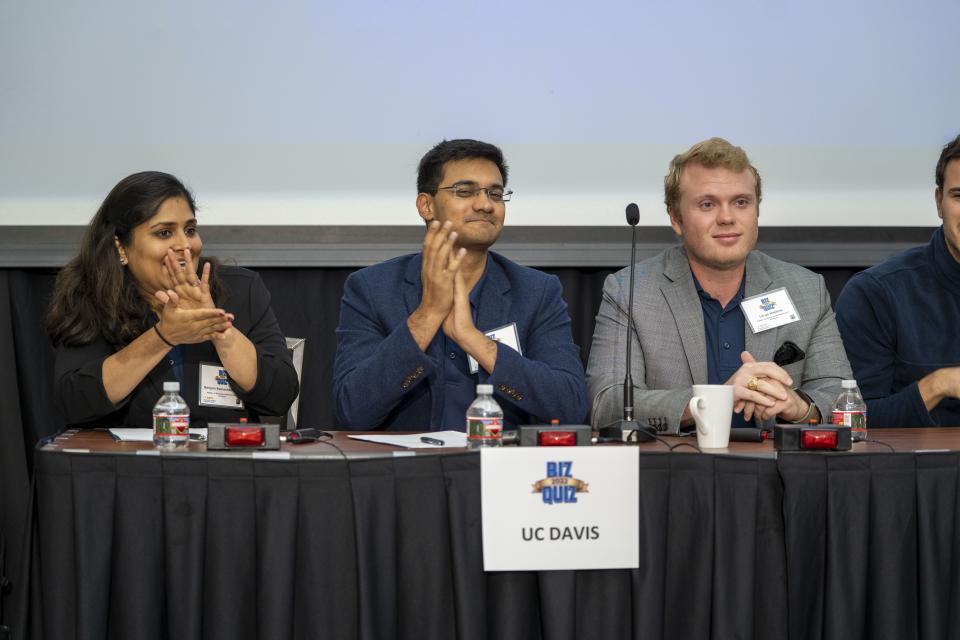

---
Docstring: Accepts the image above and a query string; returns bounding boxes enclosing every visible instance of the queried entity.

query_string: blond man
[586,138,851,433]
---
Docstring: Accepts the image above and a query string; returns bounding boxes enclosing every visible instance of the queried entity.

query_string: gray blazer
[586,245,852,433]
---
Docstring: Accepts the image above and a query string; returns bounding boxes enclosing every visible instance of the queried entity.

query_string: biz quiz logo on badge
[215,369,230,386]
[759,297,777,311]
[532,461,589,505]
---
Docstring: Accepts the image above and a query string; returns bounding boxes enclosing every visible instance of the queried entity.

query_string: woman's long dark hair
[47,171,220,348]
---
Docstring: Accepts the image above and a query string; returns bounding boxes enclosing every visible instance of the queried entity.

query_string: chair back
[285,337,305,428]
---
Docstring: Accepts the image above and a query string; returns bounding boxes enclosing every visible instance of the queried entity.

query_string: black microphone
[598,203,656,444]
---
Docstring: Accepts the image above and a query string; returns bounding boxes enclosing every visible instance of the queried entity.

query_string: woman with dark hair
[47,171,298,427]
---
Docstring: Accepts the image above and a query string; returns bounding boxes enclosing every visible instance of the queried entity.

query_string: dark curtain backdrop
[0,264,860,631]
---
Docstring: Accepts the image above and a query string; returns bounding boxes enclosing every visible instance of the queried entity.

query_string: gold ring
[747,376,761,392]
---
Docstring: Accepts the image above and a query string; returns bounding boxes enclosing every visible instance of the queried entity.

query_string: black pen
[420,436,445,446]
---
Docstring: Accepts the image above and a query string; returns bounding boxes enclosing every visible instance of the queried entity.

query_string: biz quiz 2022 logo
[532,461,589,504]
[759,297,777,311]
[215,369,230,386]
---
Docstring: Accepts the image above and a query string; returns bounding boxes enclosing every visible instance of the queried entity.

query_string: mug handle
[689,396,708,436]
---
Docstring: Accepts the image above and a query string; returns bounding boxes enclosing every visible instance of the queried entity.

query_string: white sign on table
[481,447,639,571]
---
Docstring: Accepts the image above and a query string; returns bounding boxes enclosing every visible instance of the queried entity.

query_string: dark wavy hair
[416,139,509,195]
[47,171,220,347]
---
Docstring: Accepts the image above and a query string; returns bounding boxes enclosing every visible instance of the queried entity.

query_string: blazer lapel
[405,253,445,425]
[743,251,779,361]
[475,253,511,334]
[660,247,708,384]
[403,255,424,317]
[404,253,441,357]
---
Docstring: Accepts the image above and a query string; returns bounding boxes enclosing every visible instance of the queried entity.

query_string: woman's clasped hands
[154,247,233,345]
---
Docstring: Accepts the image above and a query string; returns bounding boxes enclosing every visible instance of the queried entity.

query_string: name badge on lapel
[740,287,801,333]
[198,362,244,409]
[469,322,522,374]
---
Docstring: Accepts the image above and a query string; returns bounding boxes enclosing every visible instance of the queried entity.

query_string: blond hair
[664,137,762,220]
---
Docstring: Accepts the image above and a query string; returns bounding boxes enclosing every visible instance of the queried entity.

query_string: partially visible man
[334,139,588,430]
[587,137,851,433]
[835,134,960,427]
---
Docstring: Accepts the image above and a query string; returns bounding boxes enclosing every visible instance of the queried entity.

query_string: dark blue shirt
[694,274,750,429]
[438,265,490,430]
[836,227,960,427]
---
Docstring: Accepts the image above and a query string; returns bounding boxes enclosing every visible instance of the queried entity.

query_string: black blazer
[53,266,298,427]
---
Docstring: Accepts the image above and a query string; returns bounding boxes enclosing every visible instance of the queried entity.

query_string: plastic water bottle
[466,384,503,448]
[832,379,867,440]
[153,381,190,448]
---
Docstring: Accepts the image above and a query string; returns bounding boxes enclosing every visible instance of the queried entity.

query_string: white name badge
[469,322,522,374]
[740,287,801,333]
[198,362,244,409]
[480,447,639,571]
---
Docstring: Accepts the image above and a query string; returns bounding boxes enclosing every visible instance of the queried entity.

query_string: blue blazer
[334,251,588,430]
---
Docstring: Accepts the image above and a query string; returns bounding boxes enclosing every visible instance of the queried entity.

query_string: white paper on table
[107,427,208,442]
[347,430,467,449]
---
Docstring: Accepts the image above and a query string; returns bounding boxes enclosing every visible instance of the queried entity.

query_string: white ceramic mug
[688,384,734,449]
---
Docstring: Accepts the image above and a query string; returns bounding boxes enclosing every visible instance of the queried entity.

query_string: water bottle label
[154,414,190,438]
[832,410,866,432]
[468,417,503,441]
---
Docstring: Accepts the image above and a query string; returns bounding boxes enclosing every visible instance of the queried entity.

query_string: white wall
[1,0,956,227]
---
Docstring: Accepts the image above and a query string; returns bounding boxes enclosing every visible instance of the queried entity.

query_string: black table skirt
[26,450,787,640]
[779,452,960,640]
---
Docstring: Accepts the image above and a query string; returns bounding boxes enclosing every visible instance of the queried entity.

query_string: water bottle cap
[163,381,180,392]
[476,384,493,394]
[841,379,857,389]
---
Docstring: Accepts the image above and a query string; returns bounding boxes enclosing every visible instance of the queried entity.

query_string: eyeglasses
[436,185,513,202]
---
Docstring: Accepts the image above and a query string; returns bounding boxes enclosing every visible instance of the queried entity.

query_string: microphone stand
[598,204,656,444]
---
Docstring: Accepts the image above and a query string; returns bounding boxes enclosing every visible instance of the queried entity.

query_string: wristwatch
[787,389,818,424]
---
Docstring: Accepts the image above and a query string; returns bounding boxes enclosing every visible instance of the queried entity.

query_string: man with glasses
[334,139,588,431]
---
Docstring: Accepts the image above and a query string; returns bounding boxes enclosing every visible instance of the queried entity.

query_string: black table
[18,428,960,639]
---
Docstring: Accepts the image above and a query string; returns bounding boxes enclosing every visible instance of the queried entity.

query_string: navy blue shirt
[836,227,960,427]
[694,274,750,429]
[438,265,490,430]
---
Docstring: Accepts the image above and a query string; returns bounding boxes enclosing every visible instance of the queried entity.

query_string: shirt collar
[932,226,960,282]
[692,271,746,310]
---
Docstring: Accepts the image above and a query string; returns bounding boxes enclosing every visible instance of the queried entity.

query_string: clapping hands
[154,248,233,345]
